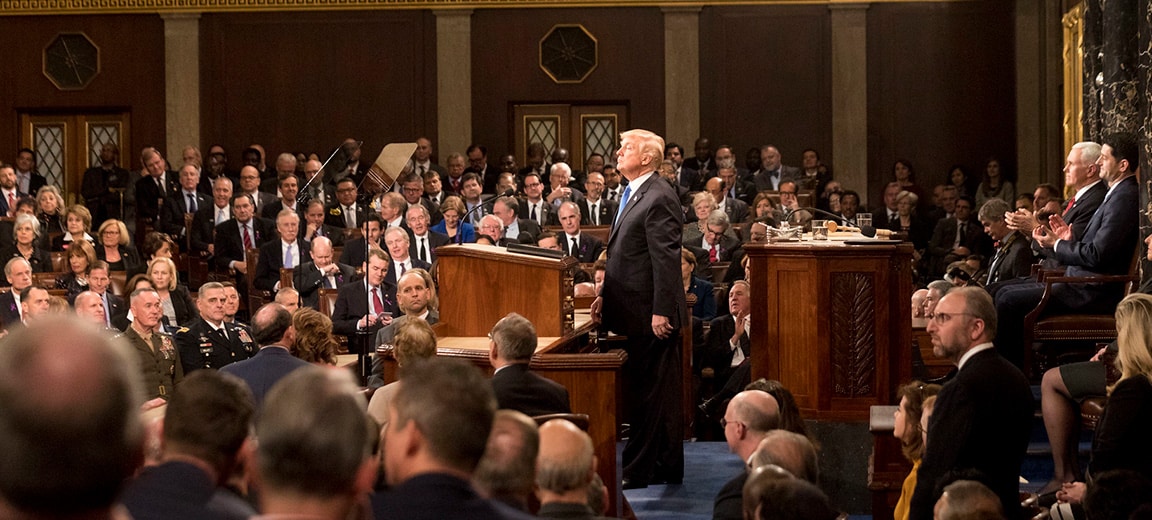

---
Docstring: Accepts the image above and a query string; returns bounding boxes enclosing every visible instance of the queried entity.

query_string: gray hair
[491,312,537,362]
[705,209,731,232]
[1071,141,1102,166]
[977,198,1011,223]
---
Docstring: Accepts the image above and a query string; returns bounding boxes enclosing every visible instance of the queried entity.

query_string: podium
[378,244,628,516]
[744,239,914,421]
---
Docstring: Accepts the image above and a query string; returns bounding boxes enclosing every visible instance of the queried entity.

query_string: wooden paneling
[699,5,833,171]
[866,1,1017,205]
[0,15,165,171]
[198,11,436,168]
[470,7,664,162]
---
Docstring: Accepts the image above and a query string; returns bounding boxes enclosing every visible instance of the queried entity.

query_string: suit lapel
[609,176,654,246]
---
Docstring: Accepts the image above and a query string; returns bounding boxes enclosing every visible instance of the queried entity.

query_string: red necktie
[242,224,253,250]
[6,193,14,217]
[709,244,718,263]
[372,288,384,314]
[1063,196,1076,216]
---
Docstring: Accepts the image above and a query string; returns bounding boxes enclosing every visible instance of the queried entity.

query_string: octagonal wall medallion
[44,32,100,91]
[539,24,598,84]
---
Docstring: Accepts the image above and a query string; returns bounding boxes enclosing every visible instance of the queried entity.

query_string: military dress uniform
[118,326,183,400]
[175,318,258,375]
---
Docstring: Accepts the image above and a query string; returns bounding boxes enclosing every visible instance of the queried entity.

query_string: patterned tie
[614,185,633,225]
[590,202,598,225]
[242,224,253,250]
[709,243,719,263]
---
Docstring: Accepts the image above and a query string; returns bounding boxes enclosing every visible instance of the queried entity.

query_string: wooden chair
[279,267,294,290]
[32,272,61,289]
[245,247,273,312]
[709,262,730,285]
[342,228,364,242]
[1080,345,1121,431]
[183,213,195,254]
[49,251,67,273]
[109,271,127,296]
[317,287,347,353]
[682,292,697,440]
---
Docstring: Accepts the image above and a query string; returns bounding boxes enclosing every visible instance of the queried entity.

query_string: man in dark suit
[924,196,993,279]
[294,237,355,310]
[332,247,397,339]
[174,282,258,374]
[518,172,554,228]
[135,147,179,224]
[493,196,542,243]
[577,172,618,227]
[487,312,571,416]
[689,210,742,267]
[683,137,716,176]
[405,205,449,265]
[664,142,701,192]
[13,148,48,196]
[383,227,431,290]
[161,163,211,241]
[260,172,303,220]
[300,199,345,246]
[909,287,1033,520]
[236,165,277,216]
[326,177,367,230]
[373,358,536,520]
[368,269,439,389]
[120,370,258,520]
[408,136,448,182]
[398,172,443,226]
[751,145,801,192]
[253,209,311,292]
[190,176,234,256]
[978,199,1034,289]
[872,182,903,230]
[340,212,384,270]
[439,153,468,196]
[705,177,749,226]
[220,303,311,409]
[700,281,752,397]
[0,257,32,330]
[0,164,26,218]
[536,419,609,520]
[555,202,604,263]
[592,129,687,489]
[993,134,1141,368]
[712,390,780,520]
[87,262,125,329]
[467,144,502,194]
[718,166,756,207]
[213,193,276,276]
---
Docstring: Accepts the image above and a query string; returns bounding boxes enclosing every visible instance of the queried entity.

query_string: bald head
[536,419,595,496]
[73,291,106,325]
[748,430,820,483]
[724,390,781,460]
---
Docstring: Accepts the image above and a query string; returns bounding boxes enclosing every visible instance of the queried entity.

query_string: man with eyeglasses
[713,389,780,520]
[517,172,553,228]
[326,177,366,230]
[910,287,1032,520]
[577,172,617,227]
[774,180,812,228]
[237,165,276,215]
[398,172,443,226]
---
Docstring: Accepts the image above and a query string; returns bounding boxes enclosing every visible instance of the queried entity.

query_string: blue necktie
[284,245,293,268]
[614,184,633,225]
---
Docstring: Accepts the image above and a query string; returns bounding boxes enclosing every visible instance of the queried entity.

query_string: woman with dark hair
[750,191,780,225]
[948,164,975,198]
[128,231,178,279]
[56,240,97,302]
[892,159,927,213]
[681,248,716,321]
[891,380,942,520]
[975,157,1015,207]
[95,219,142,273]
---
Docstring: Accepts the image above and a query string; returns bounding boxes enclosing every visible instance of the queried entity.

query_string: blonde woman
[52,204,95,251]
[147,256,197,327]
[95,219,142,272]
[291,307,338,366]
[35,185,66,236]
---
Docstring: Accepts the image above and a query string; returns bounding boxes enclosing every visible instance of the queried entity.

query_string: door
[18,112,131,205]
[512,104,627,173]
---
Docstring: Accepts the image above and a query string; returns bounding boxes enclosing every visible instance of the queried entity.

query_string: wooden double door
[512,104,626,173]
[18,111,131,205]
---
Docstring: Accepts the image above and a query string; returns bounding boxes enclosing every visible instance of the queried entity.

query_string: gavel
[824,220,894,238]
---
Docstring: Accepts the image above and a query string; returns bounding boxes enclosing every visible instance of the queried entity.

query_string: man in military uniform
[117,287,182,403]
[175,282,259,374]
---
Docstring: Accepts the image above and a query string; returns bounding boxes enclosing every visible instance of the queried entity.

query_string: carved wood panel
[829,272,876,397]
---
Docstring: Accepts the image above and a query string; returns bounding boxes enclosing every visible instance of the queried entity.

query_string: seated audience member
[922,280,951,318]
[909,287,1033,520]
[221,303,311,408]
[744,471,840,520]
[20,286,52,326]
[705,177,749,225]
[556,202,605,263]
[255,367,376,519]
[750,192,781,228]
[1080,470,1152,520]
[274,287,299,312]
[213,193,276,280]
[746,430,820,488]
[148,256,198,328]
[458,172,488,227]
[835,190,861,227]
[0,317,143,520]
[121,370,258,520]
[432,195,475,244]
[332,247,396,338]
[519,172,554,228]
[290,307,338,366]
[699,281,753,416]
[535,419,605,520]
[373,358,535,519]
[744,379,810,439]
[384,226,431,287]
[52,204,95,251]
[657,160,693,210]
[117,287,183,403]
[719,165,756,208]
[491,196,540,243]
[301,199,345,246]
[325,177,366,230]
[577,172,617,227]
[73,291,111,329]
[923,196,992,280]
[545,163,585,210]
[1015,193,1034,212]
[774,181,810,229]
[974,157,1015,207]
[112,274,156,331]
[713,390,781,520]
[0,258,32,329]
[36,185,67,239]
[474,410,540,512]
[695,210,741,266]
[977,198,1034,290]
[367,317,438,426]
[96,218,142,273]
[294,236,355,310]
[221,282,244,325]
[911,289,929,319]
[995,134,1140,368]
[254,209,310,292]
[888,191,933,252]
[161,163,210,242]
[0,195,35,246]
[406,204,448,264]
[0,214,52,276]
[190,176,235,256]
[175,282,257,374]
[369,269,438,390]
[477,214,507,245]
[260,171,303,220]
[129,231,177,280]
[933,480,1005,520]
[56,239,97,302]
[1050,294,1152,508]
[489,312,571,416]
[537,232,594,286]
[681,248,717,321]
[891,381,942,520]
[684,192,718,241]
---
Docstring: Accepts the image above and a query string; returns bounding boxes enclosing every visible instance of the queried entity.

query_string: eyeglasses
[720,417,742,428]
[925,311,976,325]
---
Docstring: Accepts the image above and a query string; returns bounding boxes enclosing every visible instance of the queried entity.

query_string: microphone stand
[461,189,514,241]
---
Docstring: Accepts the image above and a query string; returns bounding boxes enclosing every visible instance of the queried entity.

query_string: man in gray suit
[369,269,439,389]
[751,145,801,192]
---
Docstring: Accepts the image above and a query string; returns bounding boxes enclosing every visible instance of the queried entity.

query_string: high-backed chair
[245,247,273,312]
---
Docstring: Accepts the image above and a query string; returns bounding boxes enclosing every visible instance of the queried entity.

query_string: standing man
[13,148,47,195]
[161,163,210,241]
[135,147,178,224]
[82,142,131,226]
[592,129,686,489]
[909,287,1032,519]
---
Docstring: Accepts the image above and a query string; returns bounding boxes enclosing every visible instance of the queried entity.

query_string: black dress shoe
[621,477,648,490]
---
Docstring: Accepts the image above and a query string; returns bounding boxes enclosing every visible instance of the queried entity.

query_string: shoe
[621,477,648,490]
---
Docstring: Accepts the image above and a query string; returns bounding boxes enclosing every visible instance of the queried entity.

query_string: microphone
[461,189,516,225]
[824,221,894,238]
[783,206,843,223]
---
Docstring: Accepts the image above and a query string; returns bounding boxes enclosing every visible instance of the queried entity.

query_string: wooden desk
[744,239,914,421]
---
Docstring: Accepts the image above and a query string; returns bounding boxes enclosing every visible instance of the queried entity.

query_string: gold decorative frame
[1062,2,1084,154]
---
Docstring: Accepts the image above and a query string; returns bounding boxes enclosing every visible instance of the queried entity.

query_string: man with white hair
[492,196,542,244]
[545,163,585,209]
[254,209,311,292]
[535,419,603,519]
[384,227,431,288]
[294,236,356,310]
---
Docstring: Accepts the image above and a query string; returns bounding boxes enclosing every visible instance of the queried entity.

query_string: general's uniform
[118,327,183,400]
[174,319,258,374]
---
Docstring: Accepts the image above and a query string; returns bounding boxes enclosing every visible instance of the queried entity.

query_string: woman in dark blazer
[681,248,716,322]
[95,219,142,273]
[887,190,933,251]
[0,214,53,283]
[146,256,198,328]
[56,240,97,302]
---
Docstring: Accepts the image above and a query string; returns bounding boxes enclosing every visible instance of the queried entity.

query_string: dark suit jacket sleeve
[649,187,688,323]
[927,219,955,258]
[909,381,975,519]
[189,206,214,253]
[253,241,279,291]
[213,222,242,271]
[1054,179,1138,272]
[1089,376,1152,477]
[712,472,746,520]
[172,285,199,325]
[331,285,360,337]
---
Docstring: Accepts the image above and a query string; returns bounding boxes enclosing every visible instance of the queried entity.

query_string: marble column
[1099,0,1140,135]
[829,3,868,197]
[162,13,200,166]
[1081,0,1102,140]
[662,6,701,147]
[435,10,473,160]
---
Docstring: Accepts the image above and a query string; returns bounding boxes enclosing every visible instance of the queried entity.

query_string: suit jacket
[220,345,311,408]
[408,231,450,264]
[174,318,258,374]
[135,172,180,222]
[121,460,251,520]
[504,218,542,243]
[720,197,749,225]
[517,198,554,228]
[243,191,278,215]
[300,222,346,247]
[212,218,276,272]
[19,171,48,196]
[0,189,27,217]
[260,199,304,220]
[1049,176,1140,309]
[371,473,536,520]
[701,315,749,377]
[338,236,383,269]
[909,349,1032,520]
[324,201,368,229]
[725,179,757,206]
[253,239,312,291]
[0,291,20,330]
[331,280,398,337]
[1035,180,1107,266]
[367,311,440,389]
[294,261,356,310]
[751,165,801,192]
[98,291,126,328]
[491,363,571,416]
[676,166,700,191]
[602,173,687,338]
[558,232,605,263]
[984,231,1034,285]
[926,217,993,263]
[712,470,747,520]
[1089,376,1152,481]
[384,257,432,289]
[163,285,200,329]
[577,198,618,227]
[162,191,211,239]
[189,204,230,254]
